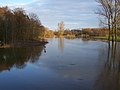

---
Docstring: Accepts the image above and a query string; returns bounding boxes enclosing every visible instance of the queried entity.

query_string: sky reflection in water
[0,38,119,90]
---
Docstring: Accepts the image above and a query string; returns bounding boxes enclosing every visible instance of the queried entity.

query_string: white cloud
[0,0,99,30]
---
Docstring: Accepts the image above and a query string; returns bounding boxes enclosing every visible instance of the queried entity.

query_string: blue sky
[0,0,99,30]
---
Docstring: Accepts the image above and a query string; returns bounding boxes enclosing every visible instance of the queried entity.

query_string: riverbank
[64,35,120,42]
[93,36,120,42]
[0,40,48,48]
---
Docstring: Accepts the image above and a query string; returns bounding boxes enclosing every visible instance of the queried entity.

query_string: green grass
[94,36,120,41]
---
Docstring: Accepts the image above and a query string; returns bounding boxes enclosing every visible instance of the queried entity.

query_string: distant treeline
[0,6,47,45]
[81,28,109,37]
[55,28,113,38]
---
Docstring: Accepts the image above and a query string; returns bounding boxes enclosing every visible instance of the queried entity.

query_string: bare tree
[58,21,65,36]
[96,0,120,42]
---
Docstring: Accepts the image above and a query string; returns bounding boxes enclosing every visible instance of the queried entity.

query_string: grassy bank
[94,36,120,42]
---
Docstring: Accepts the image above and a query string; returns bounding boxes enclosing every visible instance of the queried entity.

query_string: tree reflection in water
[95,42,120,90]
[0,46,44,72]
[58,38,64,53]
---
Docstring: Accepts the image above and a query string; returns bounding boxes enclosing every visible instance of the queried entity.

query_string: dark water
[0,38,119,90]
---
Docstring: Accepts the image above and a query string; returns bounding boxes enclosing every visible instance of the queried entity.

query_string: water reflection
[58,38,64,52]
[0,38,120,90]
[0,46,44,72]
[95,42,120,90]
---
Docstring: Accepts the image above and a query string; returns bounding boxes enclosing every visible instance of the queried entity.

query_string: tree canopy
[0,6,46,45]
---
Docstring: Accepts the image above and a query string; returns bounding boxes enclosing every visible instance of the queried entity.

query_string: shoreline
[0,40,48,48]
[64,36,120,42]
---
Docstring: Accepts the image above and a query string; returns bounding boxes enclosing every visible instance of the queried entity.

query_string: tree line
[0,6,46,46]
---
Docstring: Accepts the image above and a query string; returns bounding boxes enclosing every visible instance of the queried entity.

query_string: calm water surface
[0,38,119,90]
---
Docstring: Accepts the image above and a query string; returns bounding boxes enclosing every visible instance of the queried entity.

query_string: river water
[0,38,119,90]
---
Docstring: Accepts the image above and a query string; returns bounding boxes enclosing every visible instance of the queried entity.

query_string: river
[0,38,119,90]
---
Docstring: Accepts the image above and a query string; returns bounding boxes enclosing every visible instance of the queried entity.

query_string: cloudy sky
[0,0,99,30]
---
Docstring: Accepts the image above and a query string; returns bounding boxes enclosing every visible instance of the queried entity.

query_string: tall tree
[58,21,65,36]
[96,0,120,42]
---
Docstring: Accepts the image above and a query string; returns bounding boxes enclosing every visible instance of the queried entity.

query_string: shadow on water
[94,42,120,90]
[0,46,45,72]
